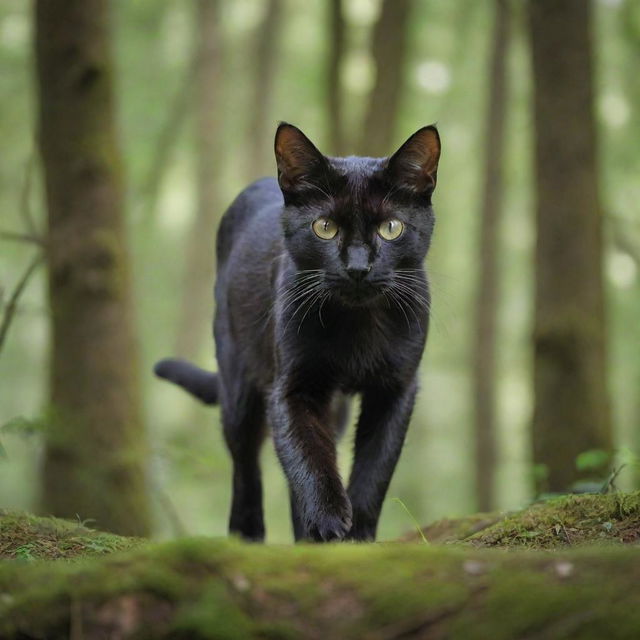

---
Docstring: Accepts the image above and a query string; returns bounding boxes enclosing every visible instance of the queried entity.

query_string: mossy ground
[1,493,639,638]
[0,509,141,561]
[407,491,640,549]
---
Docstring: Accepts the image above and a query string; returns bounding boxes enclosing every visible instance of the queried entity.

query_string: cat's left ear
[274,123,329,193]
[386,125,441,195]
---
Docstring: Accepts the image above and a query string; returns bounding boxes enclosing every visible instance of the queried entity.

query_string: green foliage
[575,449,611,473]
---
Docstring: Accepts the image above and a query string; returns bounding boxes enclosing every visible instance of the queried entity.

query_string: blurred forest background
[0,0,639,542]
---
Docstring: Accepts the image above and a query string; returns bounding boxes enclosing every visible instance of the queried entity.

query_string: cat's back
[216,177,283,267]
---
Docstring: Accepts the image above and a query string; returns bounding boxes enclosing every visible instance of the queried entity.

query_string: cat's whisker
[318,291,330,329]
[283,283,323,333]
[280,281,323,317]
[385,288,411,331]
[297,288,327,334]
[391,283,431,312]
[394,271,453,336]
[276,269,323,288]
[276,272,323,295]
[390,286,422,327]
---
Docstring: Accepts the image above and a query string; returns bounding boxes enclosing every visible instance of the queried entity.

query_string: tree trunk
[528,0,612,492]
[246,0,283,181]
[359,0,414,157]
[473,0,511,512]
[173,0,222,360]
[35,0,151,536]
[326,0,346,156]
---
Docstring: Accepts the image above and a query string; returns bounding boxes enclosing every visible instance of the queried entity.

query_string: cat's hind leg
[218,371,267,541]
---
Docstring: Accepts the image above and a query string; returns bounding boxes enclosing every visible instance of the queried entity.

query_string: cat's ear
[385,126,441,195]
[274,123,329,193]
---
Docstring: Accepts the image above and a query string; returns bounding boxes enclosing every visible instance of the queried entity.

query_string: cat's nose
[345,245,371,282]
[346,265,371,282]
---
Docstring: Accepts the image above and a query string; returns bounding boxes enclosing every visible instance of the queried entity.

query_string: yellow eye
[378,219,404,241]
[312,217,339,240]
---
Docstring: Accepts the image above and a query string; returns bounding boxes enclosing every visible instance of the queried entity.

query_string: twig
[560,522,573,546]
[19,148,38,235]
[600,464,626,494]
[0,230,46,246]
[0,254,43,356]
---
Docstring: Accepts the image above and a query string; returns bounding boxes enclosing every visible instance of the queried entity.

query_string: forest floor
[1,492,639,639]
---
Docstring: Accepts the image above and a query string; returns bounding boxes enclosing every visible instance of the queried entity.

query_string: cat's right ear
[274,123,329,193]
[386,125,441,196]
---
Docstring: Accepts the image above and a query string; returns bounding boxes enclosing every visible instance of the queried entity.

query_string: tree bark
[173,0,222,360]
[246,0,283,181]
[359,0,414,157]
[528,0,612,492]
[326,0,346,156]
[35,0,151,535]
[473,0,511,512]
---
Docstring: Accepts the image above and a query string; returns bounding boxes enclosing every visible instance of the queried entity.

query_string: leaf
[0,415,45,437]
[575,449,611,472]
[519,530,542,538]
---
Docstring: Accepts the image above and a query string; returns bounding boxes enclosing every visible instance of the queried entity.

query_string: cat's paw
[307,500,353,542]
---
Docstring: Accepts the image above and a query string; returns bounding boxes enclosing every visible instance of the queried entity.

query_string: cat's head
[274,123,440,306]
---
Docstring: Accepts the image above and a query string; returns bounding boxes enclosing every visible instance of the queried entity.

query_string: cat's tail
[153,358,219,405]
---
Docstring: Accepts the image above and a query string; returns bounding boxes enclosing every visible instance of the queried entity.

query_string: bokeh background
[1,0,638,542]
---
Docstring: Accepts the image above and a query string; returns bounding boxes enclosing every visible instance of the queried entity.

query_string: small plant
[575,449,611,474]
[392,498,429,544]
[14,543,35,563]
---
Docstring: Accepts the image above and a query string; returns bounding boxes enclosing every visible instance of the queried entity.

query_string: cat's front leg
[269,382,352,542]
[347,379,418,541]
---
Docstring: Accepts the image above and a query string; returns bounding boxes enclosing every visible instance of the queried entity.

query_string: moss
[407,492,640,549]
[403,512,504,544]
[465,492,640,549]
[0,510,141,561]
[1,495,640,637]
[3,540,640,639]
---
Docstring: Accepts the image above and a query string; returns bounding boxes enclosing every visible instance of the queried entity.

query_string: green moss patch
[467,492,640,549]
[0,510,141,561]
[1,494,640,637]
[2,539,640,639]
[410,492,640,549]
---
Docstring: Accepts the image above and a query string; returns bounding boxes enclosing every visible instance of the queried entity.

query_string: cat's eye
[378,219,404,241]
[312,217,339,240]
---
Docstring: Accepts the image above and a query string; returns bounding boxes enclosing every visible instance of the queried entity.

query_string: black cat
[155,123,441,542]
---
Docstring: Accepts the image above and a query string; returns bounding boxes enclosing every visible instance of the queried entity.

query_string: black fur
[156,123,441,542]
[154,358,219,405]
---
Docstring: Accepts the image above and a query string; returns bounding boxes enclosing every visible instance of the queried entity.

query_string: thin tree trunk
[246,0,283,181]
[528,0,612,492]
[174,0,222,360]
[327,0,346,156]
[359,0,414,157]
[139,69,193,224]
[35,0,151,535]
[473,0,511,512]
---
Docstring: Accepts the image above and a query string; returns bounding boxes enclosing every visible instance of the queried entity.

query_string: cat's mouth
[330,280,385,306]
